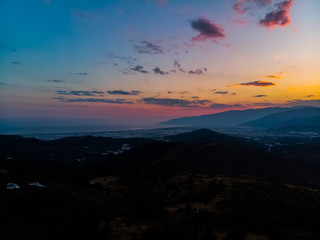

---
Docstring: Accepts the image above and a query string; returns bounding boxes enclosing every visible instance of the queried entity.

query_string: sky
[1,0,320,126]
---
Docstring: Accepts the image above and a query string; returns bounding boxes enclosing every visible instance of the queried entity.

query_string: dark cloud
[234,81,276,87]
[307,95,314,98]
[260,0,293,28]
[107,90,141,96]
[55,97,134,104]
[264,75,281,79]
[153,67,169,75]
[47,80,65,83]
[173,59,185,72]
[141,97,211,108]
[214,91,229,95]
[209,103,245,109]
[190,17,225,42]
[106,52,138,66]
[11,61,22,65]
[0,82,7,85]
[56,90,104,96]
[188,67,207,75]
[130,65,149,74]
[254,95,267,97]
[133,41,164,54]
[71,72,88,75]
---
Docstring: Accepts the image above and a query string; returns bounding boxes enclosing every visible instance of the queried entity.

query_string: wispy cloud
[0,82,7,85]
[107,90,141,96]
[130,65,149,74]
[173,59,185,72]
[264,75,281,79]
[233,0,272,14]
[43,0,51,5]
[209,103,245,109]
[47,79,65,83]
[56,90,104,96]
[70,72,88,76]
[190,17,225,42]
[105,52,138,66]
[214,91,229,95]
[254,94,267,97]
[11,61,22,65]
[133,40,164,54]
[72,10,92,20]
[141,97,211,108]
[55,97,134,104]
[233,81,276,87]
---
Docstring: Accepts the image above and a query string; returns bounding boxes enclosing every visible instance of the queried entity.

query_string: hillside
[160,107,292,127]
[240,107,320,129]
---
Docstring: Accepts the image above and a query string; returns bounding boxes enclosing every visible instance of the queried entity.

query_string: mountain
[164,128,265,151]
[159,107,292,127]
[240,107,320,129]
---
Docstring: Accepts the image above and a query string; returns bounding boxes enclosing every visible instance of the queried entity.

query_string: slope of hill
[240,107,320,129]
[160,107,292,127]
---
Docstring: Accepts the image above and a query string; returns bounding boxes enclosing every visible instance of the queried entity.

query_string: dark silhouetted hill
[240,107,320,129]
[160,107,292,127]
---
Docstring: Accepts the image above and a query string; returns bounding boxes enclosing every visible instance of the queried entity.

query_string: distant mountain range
[160,106,320,131]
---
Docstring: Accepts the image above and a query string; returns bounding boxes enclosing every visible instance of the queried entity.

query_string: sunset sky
[1,0,319,126]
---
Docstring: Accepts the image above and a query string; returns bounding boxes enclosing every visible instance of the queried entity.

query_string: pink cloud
[260,0,294,28]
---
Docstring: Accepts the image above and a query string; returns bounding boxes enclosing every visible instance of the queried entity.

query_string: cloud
[173,59,185,72]
[264,75,281,79]
[285,99,320,107]
[0,82,7,85]
[130,65,149,74]
[190,17,225,42]
[188,67,207,75]
[141,97,211,108]
[133,41,164,54]
[260,0,294,28]
[233,81,276,87]
[228,17,248,25]
[11,61,22,65]
[72,10,92,20]
[56,90,104,96]
[254,94,267,97]
[71,72,88,75]
[106,52,138,66]
[214,91,229,95]
[209,103,245,109]
[307,95,314,98]
[55,97,134,104]
[43,0,51,4]
[153,67,169,75]
[107,90,141,96]
[233,0,272,14]
[47,80,65,83]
